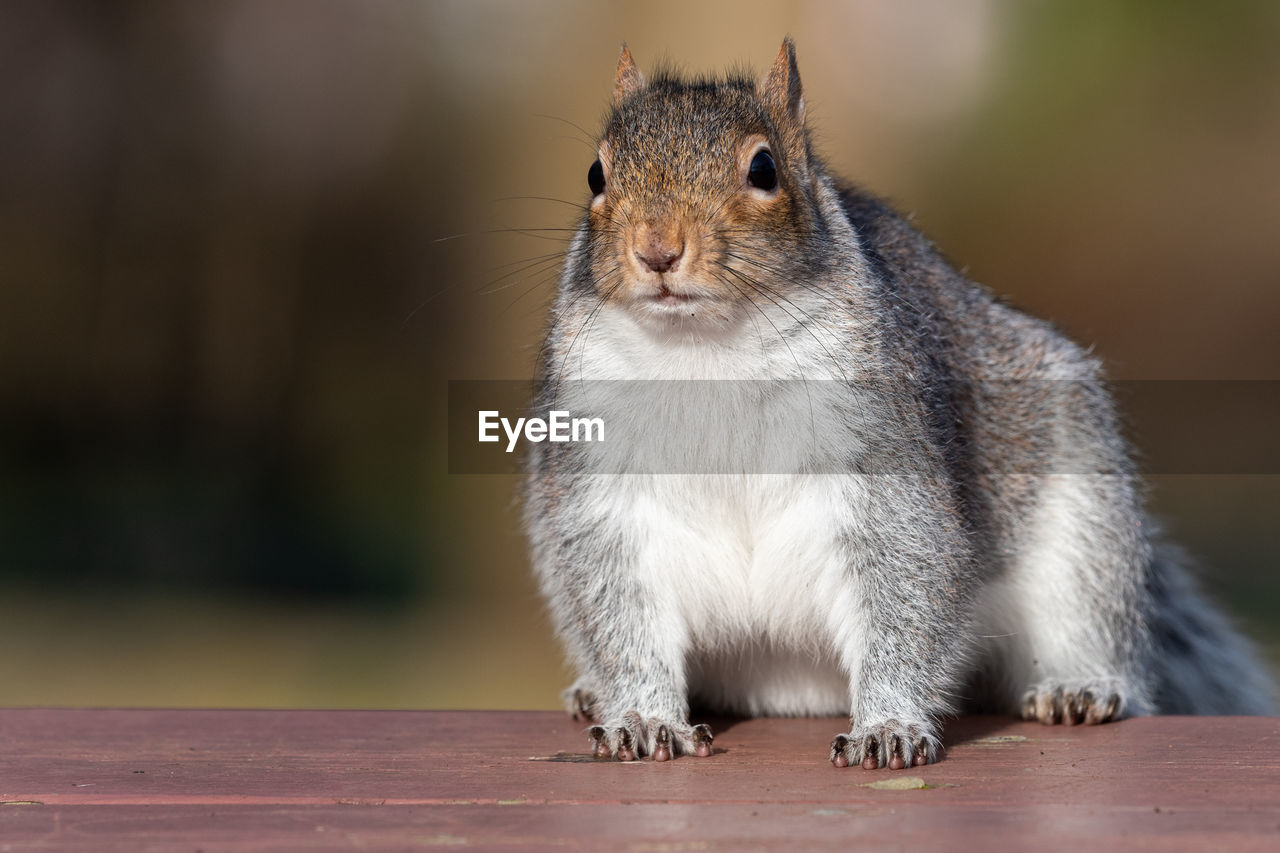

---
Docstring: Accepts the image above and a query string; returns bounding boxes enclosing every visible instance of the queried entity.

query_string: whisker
[552,269,625,406]
[479,254,570,297]
[406,235,588,325]
[531,113,598,148]
[492,194,592,213]
[723,250,867,330]
[717,263,851,383]
[710,269,819,452]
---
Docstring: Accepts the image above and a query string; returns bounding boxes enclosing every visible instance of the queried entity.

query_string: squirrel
[522,39,1276,769]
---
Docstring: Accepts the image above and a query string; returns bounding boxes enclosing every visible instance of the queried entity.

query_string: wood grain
[1,710,1278,849]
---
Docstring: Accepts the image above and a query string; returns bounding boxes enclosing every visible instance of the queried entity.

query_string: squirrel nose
[634,231,684,274]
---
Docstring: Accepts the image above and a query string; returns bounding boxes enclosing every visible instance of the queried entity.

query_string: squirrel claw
[1021,681,1123,726]
[588,726,611,759]
[692,723,714,757]
[587,716,713,760]
[564,684,600,722]
[652,724,672,761]
[831,721,939,770]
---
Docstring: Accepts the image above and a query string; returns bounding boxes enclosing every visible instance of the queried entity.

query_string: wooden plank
[1,710,1278,849]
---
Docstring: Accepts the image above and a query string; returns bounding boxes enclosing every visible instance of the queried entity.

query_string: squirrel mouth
[651,283,694,307]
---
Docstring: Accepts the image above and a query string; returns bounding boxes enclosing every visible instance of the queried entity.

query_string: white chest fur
[553,305,869,715]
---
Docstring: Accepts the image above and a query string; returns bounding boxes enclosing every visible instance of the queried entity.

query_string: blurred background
[1,0,1277,709]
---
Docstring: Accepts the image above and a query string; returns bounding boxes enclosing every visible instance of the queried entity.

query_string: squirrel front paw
[587,712,713,761]
[1020,680,1124,725]
[830,720,941,770]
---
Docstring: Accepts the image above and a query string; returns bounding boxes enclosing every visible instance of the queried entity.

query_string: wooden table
[1,710,1278,850]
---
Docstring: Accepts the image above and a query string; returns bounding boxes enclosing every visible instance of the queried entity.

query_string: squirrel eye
[587,159,605,196]
[747,149,777,191]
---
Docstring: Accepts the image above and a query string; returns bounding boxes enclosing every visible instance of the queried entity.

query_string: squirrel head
[581,39,830,334]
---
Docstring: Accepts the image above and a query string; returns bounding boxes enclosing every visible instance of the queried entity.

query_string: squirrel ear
[758,37,805,127]
[614,43,645,107]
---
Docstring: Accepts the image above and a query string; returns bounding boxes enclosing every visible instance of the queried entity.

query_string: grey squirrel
[522,39,1276,769]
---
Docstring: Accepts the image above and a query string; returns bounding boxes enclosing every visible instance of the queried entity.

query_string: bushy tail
[1147,542,1277,715]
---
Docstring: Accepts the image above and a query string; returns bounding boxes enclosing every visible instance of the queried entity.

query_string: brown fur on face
[586,42,821,332]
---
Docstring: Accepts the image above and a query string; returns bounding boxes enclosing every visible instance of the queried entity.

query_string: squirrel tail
[1147,538,1277,715]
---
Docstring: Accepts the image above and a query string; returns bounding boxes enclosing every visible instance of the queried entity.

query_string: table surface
[1,709,1278,850]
